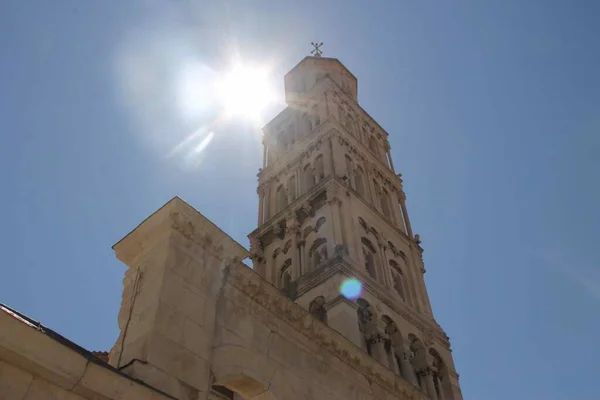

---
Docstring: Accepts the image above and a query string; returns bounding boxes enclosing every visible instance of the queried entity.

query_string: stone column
[287,218,301,280]
[367,333,390,368]
[326,183,344,250]
[385,141,395,172]
[399,191,413,238]
[324,137,334,178]
[257,188,264,225]
[421,370,439,400]
[397,346,418,386]
[297,239,305,276]
[262,143,267,167]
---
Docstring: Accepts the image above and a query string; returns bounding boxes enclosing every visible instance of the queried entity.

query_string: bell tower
[248,48,463,400]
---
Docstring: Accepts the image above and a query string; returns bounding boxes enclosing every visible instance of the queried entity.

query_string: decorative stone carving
[308,295,327,323]
[414,234,421,244]
[334,244,348,257]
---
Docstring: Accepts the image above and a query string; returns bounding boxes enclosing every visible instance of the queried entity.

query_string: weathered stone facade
[0,53,462,400]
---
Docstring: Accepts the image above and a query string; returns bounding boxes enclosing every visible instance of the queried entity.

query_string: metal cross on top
[310,42,323,57]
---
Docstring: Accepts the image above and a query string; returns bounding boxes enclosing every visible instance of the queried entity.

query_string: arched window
[309,238,328,270]
[276,185,287,212]
[315,216,326,232]
[315,155,325,181]
[345,114,355,136]
[303,164,315,192]
[373,180,382,209]
[355,167,365,197]
[409,335,427,389]
[301,113,312,136]
[311,106,320,129]
[279,259,292,290]
[429,348,454,400]
[381,188,392,219]
[389,260,405,300]
[345,155,353,182]
[361,237,377,279]
[369,136,378,155]
[287,176,296,201]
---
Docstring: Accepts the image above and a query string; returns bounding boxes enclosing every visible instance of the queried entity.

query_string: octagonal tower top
[284,55,358,104]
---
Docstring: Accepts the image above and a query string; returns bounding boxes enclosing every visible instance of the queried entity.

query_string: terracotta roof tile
[91,351,109,363]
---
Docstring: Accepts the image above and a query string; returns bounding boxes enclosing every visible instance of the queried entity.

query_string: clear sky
[1,1,599,399]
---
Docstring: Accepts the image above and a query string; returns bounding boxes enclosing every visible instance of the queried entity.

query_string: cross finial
[310,42,323,57]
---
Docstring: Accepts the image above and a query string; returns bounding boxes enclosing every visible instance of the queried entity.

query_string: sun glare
[216,63,275,121]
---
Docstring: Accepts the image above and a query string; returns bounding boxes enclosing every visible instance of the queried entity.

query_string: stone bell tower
[248,48,463,400]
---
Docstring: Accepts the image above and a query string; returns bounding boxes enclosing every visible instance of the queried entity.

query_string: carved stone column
[326,183,344,251]
[287,218,301,280]
[257,188,265,225]
[324,137,334,178]
[367,333,389,368]
[297,239,305,276]
[397,346,418,386]
[421,369,439,400]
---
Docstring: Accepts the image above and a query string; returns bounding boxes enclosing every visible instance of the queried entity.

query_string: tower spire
[310,41,323,57]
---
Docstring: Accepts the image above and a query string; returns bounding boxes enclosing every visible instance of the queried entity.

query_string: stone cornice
[225,261,428,400]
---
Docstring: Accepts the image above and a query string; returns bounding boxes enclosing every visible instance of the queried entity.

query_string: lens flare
[340,278,363,300]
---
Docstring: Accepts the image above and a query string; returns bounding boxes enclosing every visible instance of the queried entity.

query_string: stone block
[22,377,84,400]
[0,312,88,390]
[0,360,33,400]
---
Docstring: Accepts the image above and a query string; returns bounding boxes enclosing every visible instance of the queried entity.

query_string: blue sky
[1,1,599,399]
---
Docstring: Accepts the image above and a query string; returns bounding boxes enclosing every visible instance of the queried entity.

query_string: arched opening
[303,164,315,192]
[315,216,326,232]
[389,260,406,300]
[429,348,455,400]
[308,295,327,323]
[276,185,287,212]
[301,113,312,136]
[279,259,292,291]
[408,334,427,390]
[355,167,365,197]
[372,180,382,210]
[345,113,355,136]
[381,188,392,220]
[345,155,353,182]
[315,154,325,181]
[361,237,377,280]
[368,136,378,155]
[309,238,327,270]
[311,105,320,129]
[287,176,296,202]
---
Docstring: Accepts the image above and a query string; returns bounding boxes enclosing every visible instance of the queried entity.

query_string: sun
[215,62,275,121]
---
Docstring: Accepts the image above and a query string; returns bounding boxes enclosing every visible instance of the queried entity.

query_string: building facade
[0,53,462,400]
